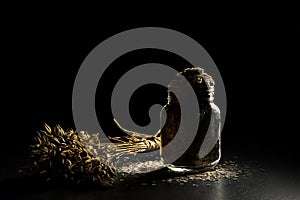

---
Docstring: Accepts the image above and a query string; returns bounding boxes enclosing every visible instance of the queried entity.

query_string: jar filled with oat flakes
[160,67,221,172]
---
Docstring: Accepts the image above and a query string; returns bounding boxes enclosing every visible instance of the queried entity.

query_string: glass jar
[160,67,221,172]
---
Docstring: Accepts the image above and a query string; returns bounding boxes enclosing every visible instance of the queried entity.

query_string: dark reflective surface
[1,153,299,200]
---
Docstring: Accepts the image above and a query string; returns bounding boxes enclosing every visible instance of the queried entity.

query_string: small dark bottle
[160,67,221,172]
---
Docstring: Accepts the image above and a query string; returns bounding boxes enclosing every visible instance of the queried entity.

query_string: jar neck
[168,91,214,105]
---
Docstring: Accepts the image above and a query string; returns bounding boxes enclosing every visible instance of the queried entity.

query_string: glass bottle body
[160,99,221,172]
[160,72,221,173]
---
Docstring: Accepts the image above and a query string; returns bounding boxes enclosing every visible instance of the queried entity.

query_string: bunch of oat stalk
[24,122,162,187]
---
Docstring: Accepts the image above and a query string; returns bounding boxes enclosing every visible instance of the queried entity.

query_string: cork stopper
[179,67,215,89]
[168,67,215,102]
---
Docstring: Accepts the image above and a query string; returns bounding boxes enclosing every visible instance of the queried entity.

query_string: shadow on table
[0,167,197,199]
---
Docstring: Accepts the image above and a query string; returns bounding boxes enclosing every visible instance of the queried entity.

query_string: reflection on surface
[212,179,225,200]
[1,157,300,200]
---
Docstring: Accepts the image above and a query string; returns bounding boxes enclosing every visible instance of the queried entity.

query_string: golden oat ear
[23,124,116,186]
[44,123,51,133]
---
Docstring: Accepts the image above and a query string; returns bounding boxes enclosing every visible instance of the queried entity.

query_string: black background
[1,9,299,176]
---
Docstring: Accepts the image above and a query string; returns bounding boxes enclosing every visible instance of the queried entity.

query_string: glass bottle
[160,67,221,172]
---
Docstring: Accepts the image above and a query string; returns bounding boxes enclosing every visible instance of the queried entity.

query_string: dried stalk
[110,119,161,153]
